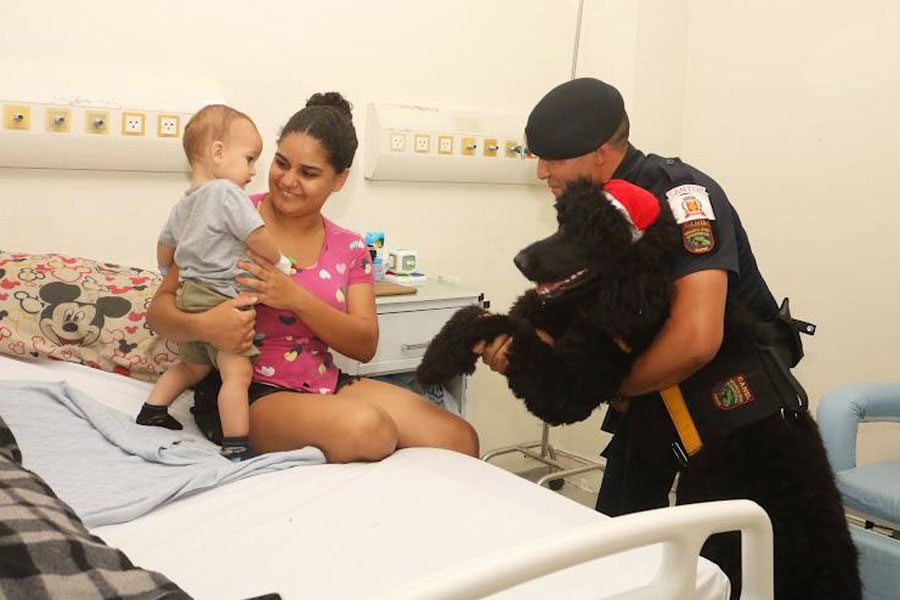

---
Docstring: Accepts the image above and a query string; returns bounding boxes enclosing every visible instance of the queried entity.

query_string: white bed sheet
[0,355,730,600]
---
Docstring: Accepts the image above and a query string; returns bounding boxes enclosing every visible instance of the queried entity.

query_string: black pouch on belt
[755,298,816,368]
[678,345,784,445]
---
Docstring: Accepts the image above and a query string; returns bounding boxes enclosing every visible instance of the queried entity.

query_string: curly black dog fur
[417,179,860,599]
[418,179,677,424]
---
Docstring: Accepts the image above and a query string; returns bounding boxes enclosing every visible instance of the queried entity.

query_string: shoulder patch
[666,184,715,224]
[681,219,715,254]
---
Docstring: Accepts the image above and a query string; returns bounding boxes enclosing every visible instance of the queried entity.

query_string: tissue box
[387,249,418,275]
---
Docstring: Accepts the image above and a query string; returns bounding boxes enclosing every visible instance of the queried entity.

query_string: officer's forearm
[618,337,714,396]
[618,270,726,397]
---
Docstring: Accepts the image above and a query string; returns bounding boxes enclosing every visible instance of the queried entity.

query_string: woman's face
[267,132,348,218]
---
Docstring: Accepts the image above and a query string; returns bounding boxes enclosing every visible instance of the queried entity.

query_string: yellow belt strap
[659,385,703,456]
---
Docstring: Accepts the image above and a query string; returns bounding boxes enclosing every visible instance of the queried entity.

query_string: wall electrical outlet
[3,104,31,130]
[461,137,477,156]
[438,135,454,155]
[157,114,181,138]
[505,140,524,158]
[414,134,430,153]
[389,132,406,151]
[45,108,71,133]
[85,110,110,134]
[122,111,146,136]
[483,138,499,157]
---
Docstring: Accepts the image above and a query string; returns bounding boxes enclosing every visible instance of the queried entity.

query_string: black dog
[418,179,859,598]
[419,178,677,424]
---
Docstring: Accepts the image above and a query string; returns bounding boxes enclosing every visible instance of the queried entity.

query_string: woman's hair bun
[305,92,353,121]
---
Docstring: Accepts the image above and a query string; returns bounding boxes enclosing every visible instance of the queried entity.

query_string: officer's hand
[473,329,554,375]
[474,334,511,374]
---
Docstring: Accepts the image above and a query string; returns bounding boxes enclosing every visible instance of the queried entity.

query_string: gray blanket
[0,380,325,527]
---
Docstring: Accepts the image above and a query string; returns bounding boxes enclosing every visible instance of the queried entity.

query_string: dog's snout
[513,251,532,277]
[63,323,78,333]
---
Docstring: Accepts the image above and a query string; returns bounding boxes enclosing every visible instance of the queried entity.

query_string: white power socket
[122,112,145,136]
[389,132,406,152]
[438,135,454,155]
[157,114,180,138]
[414,134,430,153]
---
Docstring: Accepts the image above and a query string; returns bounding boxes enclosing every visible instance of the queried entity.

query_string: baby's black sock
[136,403,183,430]
[221,437,255,462]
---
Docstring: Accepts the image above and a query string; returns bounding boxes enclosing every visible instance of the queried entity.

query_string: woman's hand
[236,249,306,312]
[200,294,258,353]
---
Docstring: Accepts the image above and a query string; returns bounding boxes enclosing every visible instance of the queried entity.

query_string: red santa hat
[602,179,661,243]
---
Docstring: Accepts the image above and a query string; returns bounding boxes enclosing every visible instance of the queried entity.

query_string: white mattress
[0,355,730,600]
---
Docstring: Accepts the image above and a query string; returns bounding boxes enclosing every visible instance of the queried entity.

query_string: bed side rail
[374,499,772,600]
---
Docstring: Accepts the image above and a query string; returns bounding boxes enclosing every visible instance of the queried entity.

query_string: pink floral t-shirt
[249,193,373,394]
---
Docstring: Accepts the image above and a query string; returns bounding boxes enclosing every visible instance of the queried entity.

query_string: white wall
[680,0,900,466]
[0,0,583,455]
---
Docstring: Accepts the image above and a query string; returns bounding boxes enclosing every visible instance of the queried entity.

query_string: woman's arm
[146,264,258,353]
[237,251,378,362]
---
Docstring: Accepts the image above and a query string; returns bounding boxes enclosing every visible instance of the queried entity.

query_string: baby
[137,104,292,461]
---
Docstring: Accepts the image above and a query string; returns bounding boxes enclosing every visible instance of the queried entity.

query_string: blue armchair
[818,384,900,600]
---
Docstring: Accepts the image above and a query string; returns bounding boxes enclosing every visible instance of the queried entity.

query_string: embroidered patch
[666,184,715,224]
[711,374,755,410]
[681,219,715,254]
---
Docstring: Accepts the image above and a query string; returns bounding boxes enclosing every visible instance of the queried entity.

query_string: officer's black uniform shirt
[612,144,778,321]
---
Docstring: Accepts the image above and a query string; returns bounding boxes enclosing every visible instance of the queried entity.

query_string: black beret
[525,78,625,160]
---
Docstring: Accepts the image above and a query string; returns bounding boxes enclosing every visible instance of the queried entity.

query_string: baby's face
[215,118,263,188]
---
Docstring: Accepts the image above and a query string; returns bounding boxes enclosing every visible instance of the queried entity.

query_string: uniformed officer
[478,77,782,516]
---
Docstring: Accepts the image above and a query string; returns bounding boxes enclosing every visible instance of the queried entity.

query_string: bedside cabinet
[331,281,482,418]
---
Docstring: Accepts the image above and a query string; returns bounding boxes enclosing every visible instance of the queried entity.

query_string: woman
[147,92,479,462]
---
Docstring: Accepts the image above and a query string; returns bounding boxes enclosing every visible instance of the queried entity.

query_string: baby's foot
[136,403,183,430]
[221,437,255,462]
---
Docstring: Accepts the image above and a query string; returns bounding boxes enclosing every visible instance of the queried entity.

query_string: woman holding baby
[148,92,479,462]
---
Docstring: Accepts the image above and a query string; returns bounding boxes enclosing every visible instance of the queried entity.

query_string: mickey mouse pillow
[0,251,179,381]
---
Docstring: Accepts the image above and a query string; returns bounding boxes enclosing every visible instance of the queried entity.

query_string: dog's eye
[74,310,86,323]
[64,308,75,321]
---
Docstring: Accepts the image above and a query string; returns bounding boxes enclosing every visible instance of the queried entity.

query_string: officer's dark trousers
[594,409,677,516]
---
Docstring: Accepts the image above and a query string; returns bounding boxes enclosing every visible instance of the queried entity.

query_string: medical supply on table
[383,271,427,286]
[364,231,385,282]
[387,249,418,275]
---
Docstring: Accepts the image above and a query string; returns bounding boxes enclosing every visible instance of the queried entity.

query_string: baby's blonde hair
[182,104,255,166]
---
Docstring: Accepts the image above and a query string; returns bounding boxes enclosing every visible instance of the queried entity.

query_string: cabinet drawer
[333,307,458,376]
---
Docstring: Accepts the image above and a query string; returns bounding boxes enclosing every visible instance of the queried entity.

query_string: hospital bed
[0,353,776,599]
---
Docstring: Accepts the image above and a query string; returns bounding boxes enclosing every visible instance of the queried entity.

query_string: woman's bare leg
[249,390,399,462]
[248,379,478,461]
[333,379,479,457]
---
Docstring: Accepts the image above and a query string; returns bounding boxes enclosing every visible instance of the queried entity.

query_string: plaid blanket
[0,414,191,600]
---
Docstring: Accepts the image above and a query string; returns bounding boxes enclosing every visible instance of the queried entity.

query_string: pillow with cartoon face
[0,251,179,381]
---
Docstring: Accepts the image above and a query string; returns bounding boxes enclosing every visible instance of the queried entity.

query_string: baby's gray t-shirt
[158,179,264,297]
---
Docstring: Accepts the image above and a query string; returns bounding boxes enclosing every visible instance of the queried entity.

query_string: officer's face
[536,150,605,198]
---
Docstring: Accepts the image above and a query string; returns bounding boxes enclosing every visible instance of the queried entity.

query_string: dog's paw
[416,305,488,385]
[416,306,521,385]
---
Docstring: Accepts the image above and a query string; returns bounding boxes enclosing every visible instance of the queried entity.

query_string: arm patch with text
[667,184,716,254]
